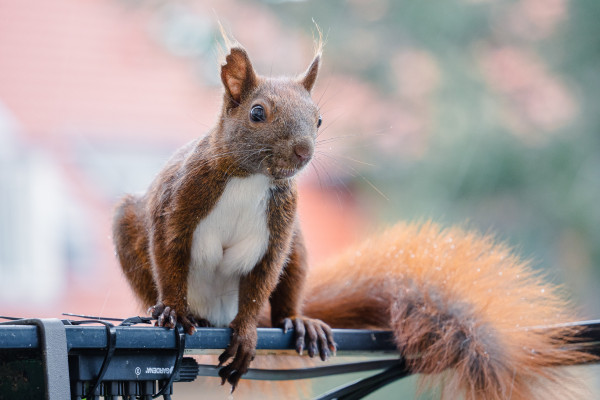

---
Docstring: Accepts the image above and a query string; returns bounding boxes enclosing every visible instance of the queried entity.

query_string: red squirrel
[113,39,593,398]
[113,39,334,390]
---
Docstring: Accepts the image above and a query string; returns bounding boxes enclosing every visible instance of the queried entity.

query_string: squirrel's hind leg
[113,195,158,308]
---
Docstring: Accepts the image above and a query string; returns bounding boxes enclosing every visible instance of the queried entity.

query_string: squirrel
[113,38,594,398]
[112,36,335,391]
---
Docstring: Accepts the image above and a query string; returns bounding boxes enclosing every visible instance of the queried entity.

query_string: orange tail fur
[303,222,593,399]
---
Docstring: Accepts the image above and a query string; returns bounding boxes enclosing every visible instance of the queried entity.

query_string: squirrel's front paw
[280,316,336,361]
[148,302,206,335]
[217,328,257,392]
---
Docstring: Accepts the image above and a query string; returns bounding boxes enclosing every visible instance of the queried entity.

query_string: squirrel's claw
[217,329,257,391]
[186,313,211,329]
[281,316,336,361]
[292,318,306,355]
[148,302,201,335]
[281,317,294,333]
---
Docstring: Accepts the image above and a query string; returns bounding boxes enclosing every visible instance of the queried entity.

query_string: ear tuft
[300,23,325,92]
[217,23,257,107]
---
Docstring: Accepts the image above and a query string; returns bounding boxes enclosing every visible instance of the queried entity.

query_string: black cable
[194,359,404,381]
[314,361,410,400]
[339,364,410,400]
[62,313,126,322]
[62,313,155,327]
[119,315,154,326]
[154,325,186,398]
[67,320,117,398]
[0,315,22,320]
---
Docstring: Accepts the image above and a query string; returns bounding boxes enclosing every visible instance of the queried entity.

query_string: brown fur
[304,222,594,399]
[114,136,229,317]
[113,41,332,389]
[269,224,309,325]
[112,195,157,307]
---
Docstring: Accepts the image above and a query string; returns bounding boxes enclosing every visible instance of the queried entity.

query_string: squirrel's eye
[317,115,322,128]
[250,105,266,122]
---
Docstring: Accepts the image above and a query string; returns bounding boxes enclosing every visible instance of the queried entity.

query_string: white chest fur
[187,174,271,327]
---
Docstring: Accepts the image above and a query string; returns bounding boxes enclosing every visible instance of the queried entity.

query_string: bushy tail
[303,222,594,399]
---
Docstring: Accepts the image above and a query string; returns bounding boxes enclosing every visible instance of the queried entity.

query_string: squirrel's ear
[299,54,320,93]
[220,47,257,107]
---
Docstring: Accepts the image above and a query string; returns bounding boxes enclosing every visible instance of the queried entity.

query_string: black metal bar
[566,320,600,342]
[188,327,397,353]
[0,326,398,352]
[0,324,38,348]
[1,317,600,400]
[3,322,599,355]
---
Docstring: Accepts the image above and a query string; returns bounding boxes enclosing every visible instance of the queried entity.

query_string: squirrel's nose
[293,142,313,165]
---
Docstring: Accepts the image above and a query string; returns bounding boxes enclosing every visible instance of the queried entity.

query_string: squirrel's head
[217,45,322,181]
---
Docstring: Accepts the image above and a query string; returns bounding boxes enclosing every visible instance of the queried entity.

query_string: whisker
[258,153,272,171]
[314,151,388,201]
[317,129,392,143]
[316,112,346,139]
[316,78,331,108]
[309,158,348,212]
[312,157,354,200]
[188,147,271,178]
[360,175,389,201]
[314,151,356,175]
[309,162,324,191]
[316,84,345,110]
[333,155,376,167]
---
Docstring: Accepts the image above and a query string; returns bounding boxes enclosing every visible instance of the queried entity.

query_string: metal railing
[1,316,599,399]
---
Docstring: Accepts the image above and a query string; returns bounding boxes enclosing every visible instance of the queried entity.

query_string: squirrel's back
[304,222,593,400]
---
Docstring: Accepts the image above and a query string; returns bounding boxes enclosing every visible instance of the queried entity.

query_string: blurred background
[0,0,598,398]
